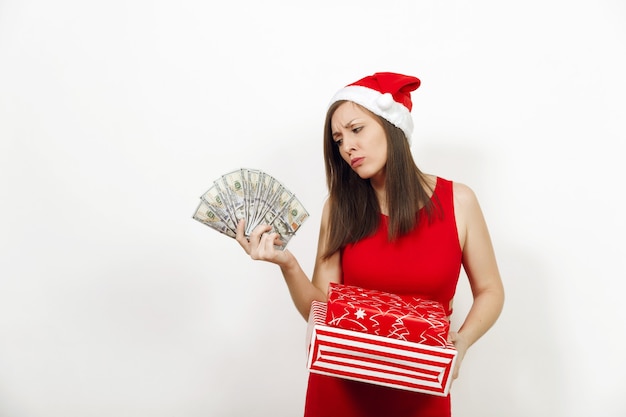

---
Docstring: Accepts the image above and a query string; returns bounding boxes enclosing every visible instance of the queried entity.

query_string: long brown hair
[322,101,439,259]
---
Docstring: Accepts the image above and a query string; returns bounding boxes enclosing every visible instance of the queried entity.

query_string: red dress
[304,177,462,417]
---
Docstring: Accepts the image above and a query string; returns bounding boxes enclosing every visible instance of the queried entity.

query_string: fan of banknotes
[192,168,310,249]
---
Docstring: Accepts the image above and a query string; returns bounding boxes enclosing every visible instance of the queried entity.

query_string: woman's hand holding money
[236,219,291,267]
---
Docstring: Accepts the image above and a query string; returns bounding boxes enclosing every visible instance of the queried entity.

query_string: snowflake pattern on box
[325,283,450,347]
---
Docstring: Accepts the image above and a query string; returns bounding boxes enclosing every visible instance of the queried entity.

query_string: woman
[236,72,504,417]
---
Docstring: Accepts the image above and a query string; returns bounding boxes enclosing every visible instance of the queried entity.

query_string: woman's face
[331,102,388,182]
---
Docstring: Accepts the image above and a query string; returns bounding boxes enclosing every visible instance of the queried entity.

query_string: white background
[1,1,625,416]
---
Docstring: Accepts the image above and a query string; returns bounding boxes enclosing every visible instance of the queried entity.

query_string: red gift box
[325,283,450,347]
[307,301,457,396]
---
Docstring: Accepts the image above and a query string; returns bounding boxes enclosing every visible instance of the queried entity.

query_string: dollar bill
[200,184,237,231]
[270,195,309,238]
[192,200,236,238]
[219,169,246,223]
[243,168,264,232]
[282,195,310,233]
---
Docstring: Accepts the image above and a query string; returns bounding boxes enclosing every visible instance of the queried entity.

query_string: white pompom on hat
[328,72,421,141]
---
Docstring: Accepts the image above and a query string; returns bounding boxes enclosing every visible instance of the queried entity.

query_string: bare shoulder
[317,197,333,241]
[450,181,485,248]
[322,196,331,212]
[452,181,480,208]
[320,197,332,224]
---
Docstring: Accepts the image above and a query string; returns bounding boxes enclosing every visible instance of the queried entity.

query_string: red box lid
[325,283,450,347]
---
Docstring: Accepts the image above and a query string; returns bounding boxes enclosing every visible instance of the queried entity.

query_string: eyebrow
[343,119,361,128]
[332,118,365,138]
[332,119,361,132]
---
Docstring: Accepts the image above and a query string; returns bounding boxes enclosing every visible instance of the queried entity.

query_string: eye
[333,138,343,147]
[352,126,363,134]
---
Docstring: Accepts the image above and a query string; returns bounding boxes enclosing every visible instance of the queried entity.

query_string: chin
[354,166,383,178]
[354,171,374,180]
[351,167,369,179]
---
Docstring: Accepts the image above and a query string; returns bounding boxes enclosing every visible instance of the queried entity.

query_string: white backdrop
[1,1,625,416]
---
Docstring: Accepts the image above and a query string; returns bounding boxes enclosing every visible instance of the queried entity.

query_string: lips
[351,157,364,168]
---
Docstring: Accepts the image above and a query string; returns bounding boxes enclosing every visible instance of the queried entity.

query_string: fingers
[235,218,245,239]
[447,331,467,380]
[237,222,277,258]
[248,223,273,245]
[272,233,285,247]
[447,330,456,344]
[250,226,276,259]
[260,231,283,253]
[235,219,250,252]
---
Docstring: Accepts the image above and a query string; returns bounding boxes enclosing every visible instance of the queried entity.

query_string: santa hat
[328,72,421,141]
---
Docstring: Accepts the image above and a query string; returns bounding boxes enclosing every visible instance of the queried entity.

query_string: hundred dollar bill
[272,195,309,236]
[283,195,310,233]
[269,216,293,250]
[219,169,246,223]
[254,186,294,234]
[192,200,236,238]
[255,171,275,224]
[245,179,287,235]
[265,195,309,250]
[249,171,272,229]
[200,184,237,231]
[243,168,263,232]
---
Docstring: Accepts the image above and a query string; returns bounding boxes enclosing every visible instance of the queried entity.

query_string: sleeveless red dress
[304,177,462,417]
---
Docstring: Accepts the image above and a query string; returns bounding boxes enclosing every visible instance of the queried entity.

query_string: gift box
[326,283,450,347]
[307,301,457,396]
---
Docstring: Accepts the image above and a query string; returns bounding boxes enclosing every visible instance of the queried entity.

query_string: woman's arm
[236,199,341,320]
[452,182,505,378]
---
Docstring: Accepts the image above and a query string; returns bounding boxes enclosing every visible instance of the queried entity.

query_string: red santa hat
[328,72,421,141]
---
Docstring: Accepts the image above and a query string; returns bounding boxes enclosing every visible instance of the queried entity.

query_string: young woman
[236,72,505,417]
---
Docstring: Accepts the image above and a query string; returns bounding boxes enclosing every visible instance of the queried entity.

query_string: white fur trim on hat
[329,85,414,142]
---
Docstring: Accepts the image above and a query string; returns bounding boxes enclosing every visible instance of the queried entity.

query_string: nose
[340,135,357,154]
